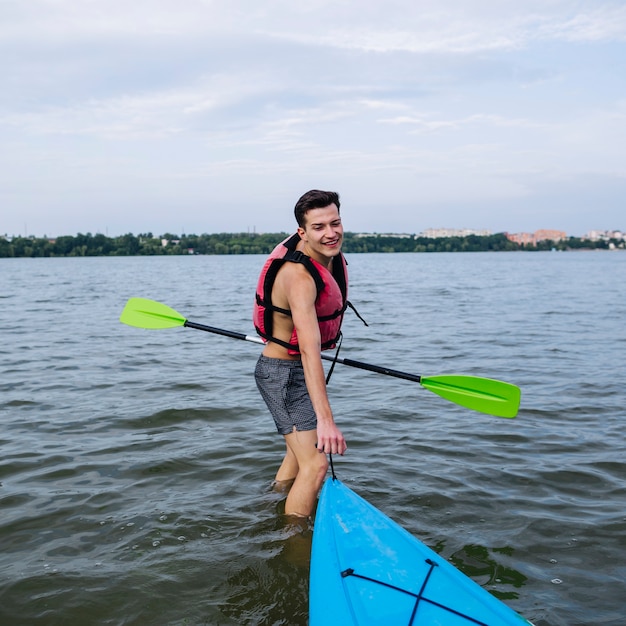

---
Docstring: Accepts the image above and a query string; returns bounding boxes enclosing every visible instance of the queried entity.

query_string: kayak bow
[310,478,533,625]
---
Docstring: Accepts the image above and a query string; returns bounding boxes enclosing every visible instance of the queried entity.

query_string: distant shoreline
[1,231,623,258]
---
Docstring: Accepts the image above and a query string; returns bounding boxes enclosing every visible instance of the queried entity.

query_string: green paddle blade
[119,297,187,329]
[420,375,521,418]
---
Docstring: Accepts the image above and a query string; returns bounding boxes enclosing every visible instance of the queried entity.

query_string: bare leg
[282,429,328,517]
[275,442,299,482]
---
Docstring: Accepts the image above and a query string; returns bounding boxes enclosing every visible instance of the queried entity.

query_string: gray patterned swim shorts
[255,355,317,435]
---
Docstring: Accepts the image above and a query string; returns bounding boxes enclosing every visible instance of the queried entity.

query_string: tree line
[0,231,621,258]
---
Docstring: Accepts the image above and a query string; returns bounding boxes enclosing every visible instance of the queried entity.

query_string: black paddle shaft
[185,320,250,342]
[184,319,422,384]
[334,357,422,384]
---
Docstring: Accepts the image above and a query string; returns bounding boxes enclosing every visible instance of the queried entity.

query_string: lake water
[1,251,625,625]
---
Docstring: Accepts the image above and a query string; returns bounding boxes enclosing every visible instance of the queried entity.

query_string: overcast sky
[2,1,625,238]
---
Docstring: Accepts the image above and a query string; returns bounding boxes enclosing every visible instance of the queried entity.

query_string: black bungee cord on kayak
[339,561,490,626]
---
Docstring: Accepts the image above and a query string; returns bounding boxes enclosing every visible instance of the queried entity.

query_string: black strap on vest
[325,332,342,385]
[346,300,368,327]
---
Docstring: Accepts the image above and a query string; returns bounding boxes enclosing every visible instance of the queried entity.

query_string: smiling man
[253,190,349,518]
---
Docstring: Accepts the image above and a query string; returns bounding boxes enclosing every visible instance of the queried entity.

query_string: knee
[301,454,329,485]
[316,453,329,476]
[311,454,329,486]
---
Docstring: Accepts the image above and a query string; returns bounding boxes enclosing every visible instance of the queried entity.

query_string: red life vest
[253,233,348,355]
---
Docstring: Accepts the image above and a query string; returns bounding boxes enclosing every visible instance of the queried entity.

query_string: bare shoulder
[274,262,317,303]
[275,261,314,286]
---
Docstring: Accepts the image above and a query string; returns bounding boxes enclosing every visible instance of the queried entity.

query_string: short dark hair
[294,190,341,227]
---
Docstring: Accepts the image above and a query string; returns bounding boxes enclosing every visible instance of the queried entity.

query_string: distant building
[506,232,536,245]
[420,228,492,238]
[506,229,567,245]
[534,229,567,242]
[353,232,414,238]
[353,228,494,239]
[584,230,625,241]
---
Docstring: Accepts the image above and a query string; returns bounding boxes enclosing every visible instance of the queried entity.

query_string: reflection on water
[448,543,528,600]
[220,517,312,626]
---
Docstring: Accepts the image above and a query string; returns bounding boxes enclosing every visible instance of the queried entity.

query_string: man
[254,190,348,518]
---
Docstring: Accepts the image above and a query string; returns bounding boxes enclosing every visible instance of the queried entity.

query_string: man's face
[298,204,343,262]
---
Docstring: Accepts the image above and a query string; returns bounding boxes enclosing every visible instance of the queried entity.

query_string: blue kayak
[310,478,533,625]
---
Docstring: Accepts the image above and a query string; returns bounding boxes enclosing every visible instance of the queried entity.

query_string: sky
[1,1,625,238]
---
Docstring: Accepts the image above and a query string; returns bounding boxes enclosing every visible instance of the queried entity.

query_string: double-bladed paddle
[119,297,521,418]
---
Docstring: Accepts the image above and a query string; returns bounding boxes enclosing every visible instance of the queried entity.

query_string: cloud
[1,1,625,237]
[541,4,626,42]
[255,2,626,52]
